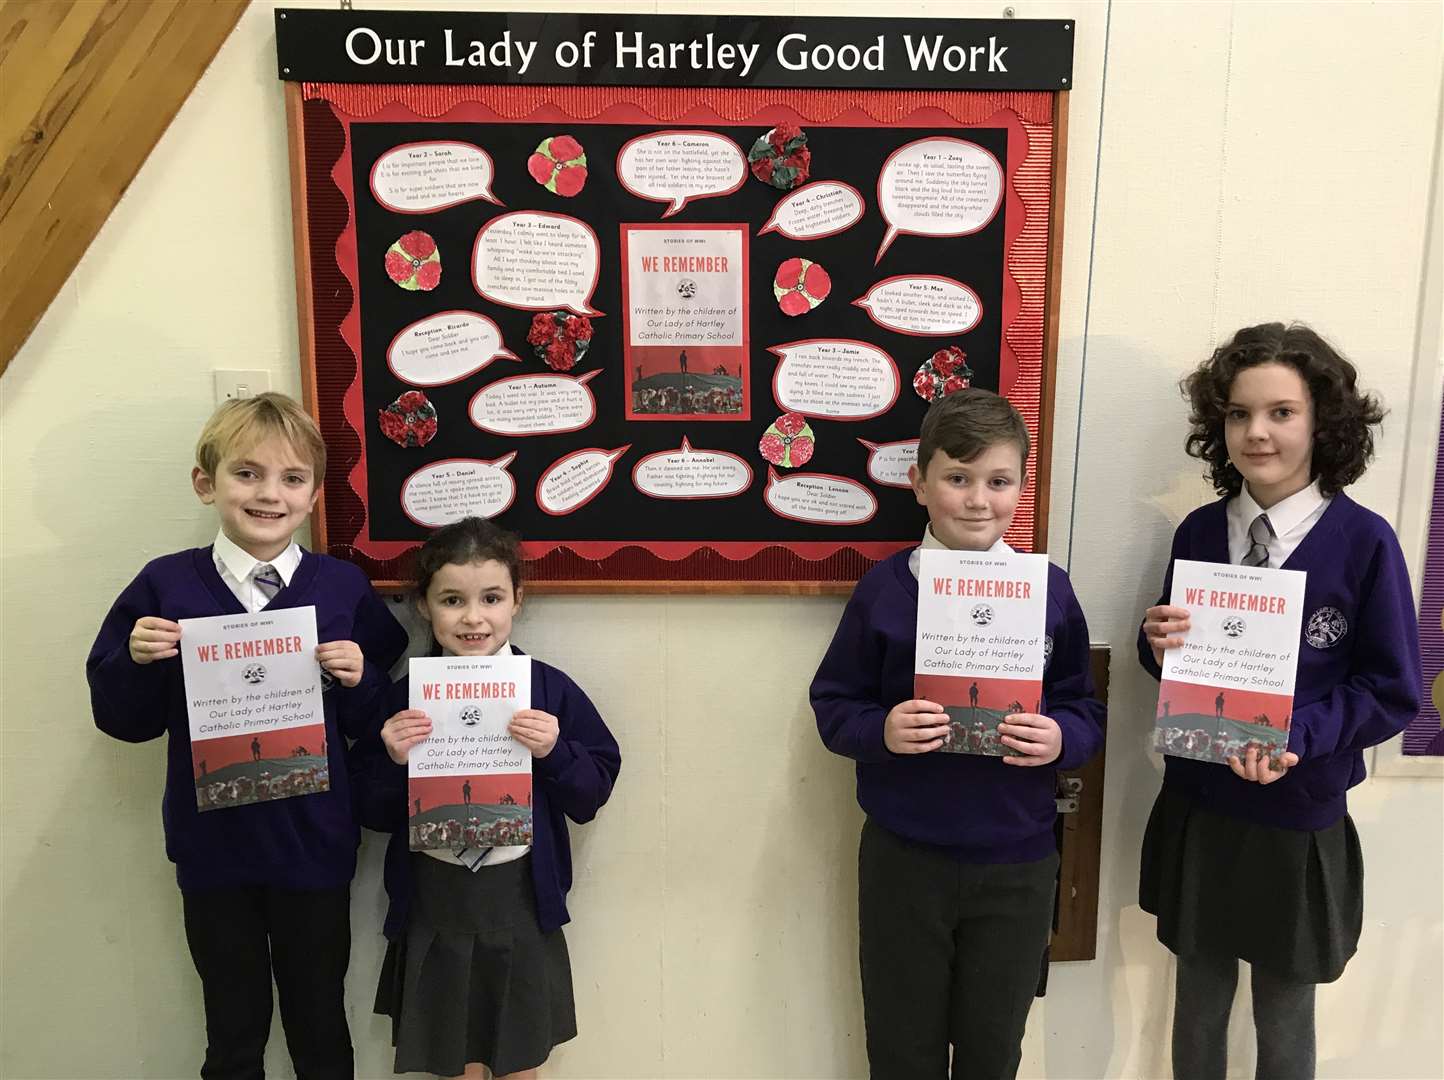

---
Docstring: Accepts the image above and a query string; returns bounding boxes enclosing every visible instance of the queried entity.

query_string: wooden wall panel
[0,0,248,374]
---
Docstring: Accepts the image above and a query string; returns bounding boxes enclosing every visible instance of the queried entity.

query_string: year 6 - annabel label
[914,548,1048,756]
[179,606,327,813]
[407,654,533,853]
[1154,560,1306,765]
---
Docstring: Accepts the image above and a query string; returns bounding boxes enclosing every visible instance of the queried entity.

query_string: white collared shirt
[423,641,531,871]
[1226,480,1331,567]
[908,524,1013,579]
[211,531,303,613]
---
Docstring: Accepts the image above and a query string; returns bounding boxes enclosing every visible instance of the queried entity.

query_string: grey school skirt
[375,853,577,1076]
[1139,784,1363,984]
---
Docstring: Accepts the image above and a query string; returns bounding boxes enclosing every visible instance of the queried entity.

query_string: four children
[90,319,1421,1080]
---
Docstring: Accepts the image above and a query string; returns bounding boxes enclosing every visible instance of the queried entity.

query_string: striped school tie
[253,564,283,605]
[1241,514,1273,567]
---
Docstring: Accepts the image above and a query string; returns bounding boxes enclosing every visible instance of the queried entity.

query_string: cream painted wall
[2,2,1440,1078]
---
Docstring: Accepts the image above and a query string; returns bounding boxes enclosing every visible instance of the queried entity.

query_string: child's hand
[1227,746,1299,785]
[999,712,1063,766]
[509,709,560,758]
[316,640,363,688]
[129,617,181,664]
[381,709,431,765]
[1143,604,1191,667]
[883,699,949,754]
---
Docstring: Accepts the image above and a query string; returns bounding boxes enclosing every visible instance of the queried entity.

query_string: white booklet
[407,654,533,852]
[179,605,327,811]
[915,548,1049,755]
[1155,559,1307,764]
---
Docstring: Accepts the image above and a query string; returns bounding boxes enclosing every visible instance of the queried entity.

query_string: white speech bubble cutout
[858,438,920,489]
[387,311,519,387]
[536,446,630,517]
[852,275,983,337]
[616,130,747,218]
[400,454,518,528]
[370,141,501,213]
[769,339,900,421]
[758,180,865,241]
[468,370,600,438]
[632,437,753,500]
[472,211,602,316]
[875,137,1004,264]
[764,467,878,526]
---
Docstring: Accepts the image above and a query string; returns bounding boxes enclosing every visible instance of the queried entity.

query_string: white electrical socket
[214,369,271,404]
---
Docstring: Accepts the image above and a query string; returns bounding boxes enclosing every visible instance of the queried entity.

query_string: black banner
[275,9,1074,91]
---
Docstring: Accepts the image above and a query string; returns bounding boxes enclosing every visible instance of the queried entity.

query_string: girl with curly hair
[1137,323,1420,1080]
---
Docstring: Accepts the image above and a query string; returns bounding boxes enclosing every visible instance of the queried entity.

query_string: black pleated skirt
[1139,784,1363,984]
[375,853,577,1076]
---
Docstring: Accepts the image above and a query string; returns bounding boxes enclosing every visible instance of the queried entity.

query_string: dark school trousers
[1173,950,1317,1080]
[858,818,1058,1080]
[182,885,353,1080]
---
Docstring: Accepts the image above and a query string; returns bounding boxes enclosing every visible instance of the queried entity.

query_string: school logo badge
[971,603,995,627]
[1043,635,1054,671]
[460,705,483,727]
[1222,615,1247,638]
[1305,606,1348,649]
[241,663,267,685]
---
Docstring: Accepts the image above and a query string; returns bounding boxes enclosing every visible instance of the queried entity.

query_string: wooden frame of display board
[278,10,1075,593]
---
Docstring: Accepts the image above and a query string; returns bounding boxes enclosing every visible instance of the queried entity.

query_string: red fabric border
[300,85,1056,584]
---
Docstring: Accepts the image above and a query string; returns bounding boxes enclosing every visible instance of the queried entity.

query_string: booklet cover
[180,605,328,812]
[408,654,533,852]
[915,548,1049,756]
[1155,559,1307,764]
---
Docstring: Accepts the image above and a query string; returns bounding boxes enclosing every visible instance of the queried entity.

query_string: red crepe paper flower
[384,231,441,291]
[912,346,975,403]
[378,390,438,448]
[528,311,594,372]
[759,412,816,468]
[528,135,588,198]
[749,125,811,190]
[773,257,832,316]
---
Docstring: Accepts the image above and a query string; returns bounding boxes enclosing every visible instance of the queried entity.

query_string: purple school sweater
[1137,493,1421,830]
[350,656,621,938]
[811,549,1105,863]
[87,547,408,892]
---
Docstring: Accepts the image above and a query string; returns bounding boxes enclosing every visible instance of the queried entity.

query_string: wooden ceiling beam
[0,0,249,375]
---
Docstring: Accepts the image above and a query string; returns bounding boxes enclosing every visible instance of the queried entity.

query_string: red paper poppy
[397,231,435,260]
[378,390,438,448]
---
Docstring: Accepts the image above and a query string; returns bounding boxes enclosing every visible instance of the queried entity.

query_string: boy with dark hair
[811,388,1104,1080]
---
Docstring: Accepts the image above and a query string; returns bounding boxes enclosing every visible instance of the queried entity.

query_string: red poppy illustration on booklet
[179,606,328,812]
[1155,560,1306,764]
[914,549,1049,756]
[408,654,533,852]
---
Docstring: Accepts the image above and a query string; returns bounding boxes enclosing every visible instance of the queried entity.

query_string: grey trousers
[1173,949,1317,1080]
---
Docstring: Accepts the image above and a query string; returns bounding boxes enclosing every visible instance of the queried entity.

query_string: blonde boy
[88,392,406,1079]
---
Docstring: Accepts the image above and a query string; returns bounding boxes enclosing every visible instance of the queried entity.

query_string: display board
[277,10,1074,589]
